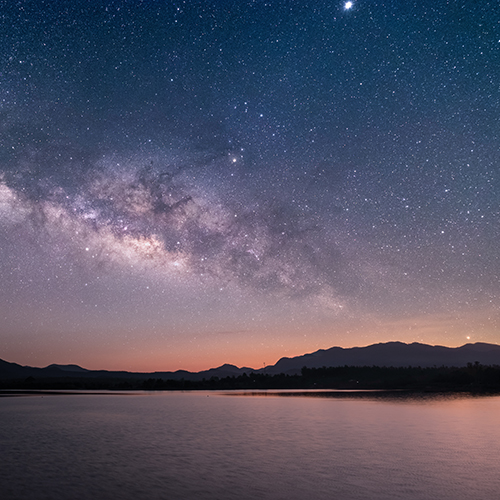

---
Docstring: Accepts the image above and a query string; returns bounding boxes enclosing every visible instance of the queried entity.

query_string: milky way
[1,0,499,370]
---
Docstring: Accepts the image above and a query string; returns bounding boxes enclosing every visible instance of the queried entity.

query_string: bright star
[344,1,353,9]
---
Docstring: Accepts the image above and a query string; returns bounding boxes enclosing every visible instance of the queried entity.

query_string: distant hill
[263,342,500,374]
[1,342,500,382]
[46,364,89,373]
[0,359,84,380]
[0,358,254,382]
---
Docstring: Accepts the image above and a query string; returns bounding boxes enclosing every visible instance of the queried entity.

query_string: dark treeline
[2,362,500,392]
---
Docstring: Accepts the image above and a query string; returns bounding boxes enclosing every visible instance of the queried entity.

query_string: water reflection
[222,388,499,403]
[1,391,500,499]
[2,388,499,405]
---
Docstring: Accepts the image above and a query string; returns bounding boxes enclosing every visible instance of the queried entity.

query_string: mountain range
[1,341,500,382]
[263,341,500,374]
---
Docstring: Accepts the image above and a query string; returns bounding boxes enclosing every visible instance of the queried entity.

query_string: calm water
[1,390,500,500]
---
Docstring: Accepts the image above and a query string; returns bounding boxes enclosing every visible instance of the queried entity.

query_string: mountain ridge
[1,341,500,381]
[265,341,500,374]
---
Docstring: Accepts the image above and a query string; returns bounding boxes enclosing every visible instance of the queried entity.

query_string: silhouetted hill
[263,342,500,374]
[46,364,89,373]
[1,342,500,385]
[0,359,82,379]
[0,358,253,382]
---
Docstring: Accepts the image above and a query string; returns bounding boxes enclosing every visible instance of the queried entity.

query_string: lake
[1,390,499,499]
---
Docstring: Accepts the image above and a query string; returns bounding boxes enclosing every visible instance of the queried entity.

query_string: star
[344,1,353,10]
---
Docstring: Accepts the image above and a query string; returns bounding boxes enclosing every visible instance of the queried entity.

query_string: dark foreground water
[1,390,500,500]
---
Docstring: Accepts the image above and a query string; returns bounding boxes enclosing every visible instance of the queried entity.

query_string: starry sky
[1,0,499,372]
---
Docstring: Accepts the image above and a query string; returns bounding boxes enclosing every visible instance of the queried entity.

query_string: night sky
[1,0,499,372]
